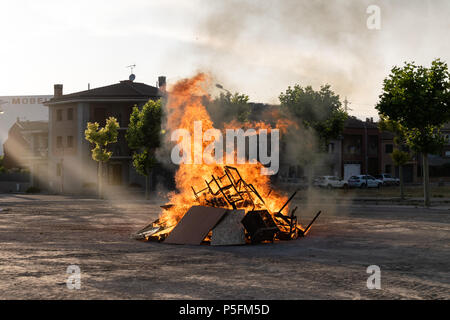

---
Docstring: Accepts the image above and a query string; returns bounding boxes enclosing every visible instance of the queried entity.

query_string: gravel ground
[0,194,449,300]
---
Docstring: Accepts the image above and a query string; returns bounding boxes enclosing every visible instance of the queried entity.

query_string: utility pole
[343,97,353,113]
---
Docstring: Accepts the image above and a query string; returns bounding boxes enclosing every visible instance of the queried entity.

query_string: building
[2,119,49,189]
[380,130,395,177]
[3,119,48,168]
[423,122,450,182]
[341,117,381,179]
[44,77,165,194]
[380,131,420,183]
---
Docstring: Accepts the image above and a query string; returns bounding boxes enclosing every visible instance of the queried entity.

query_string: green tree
[0,155,5,173]
[85,117,119,198]
[207,92,251,125]
[126,99,162,200]
[379,116,410,200]
[376,59,450,206]
[279,84,348,149]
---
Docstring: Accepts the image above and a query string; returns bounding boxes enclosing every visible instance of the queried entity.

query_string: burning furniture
[134,166,321,245]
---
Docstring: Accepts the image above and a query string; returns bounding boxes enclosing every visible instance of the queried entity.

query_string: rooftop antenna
[126,64,136,81]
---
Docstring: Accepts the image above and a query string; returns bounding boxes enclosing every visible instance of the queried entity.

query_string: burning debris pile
[133,73,322,245]
[134,165,321,245]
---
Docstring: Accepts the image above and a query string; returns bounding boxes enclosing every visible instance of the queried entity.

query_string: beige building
[45,78,165,194]
[2,119,49,191]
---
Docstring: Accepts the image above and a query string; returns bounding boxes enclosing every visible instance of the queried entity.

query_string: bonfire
[133,74,321,245]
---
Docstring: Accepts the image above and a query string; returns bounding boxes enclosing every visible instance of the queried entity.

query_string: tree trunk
[423,153,430,207]
[98,161,103,199]
[399,165,404,200]
[145,174,150,200]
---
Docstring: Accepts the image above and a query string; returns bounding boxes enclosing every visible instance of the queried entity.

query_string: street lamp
[215,83,231,95]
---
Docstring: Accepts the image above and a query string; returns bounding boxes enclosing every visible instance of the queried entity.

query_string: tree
[379,116,411,199]
[391,149,410,200]
[0,155,5,173]
[279,84,348,150]
[126,99,162,200]
[376,59,450,206]
[85,117,119,198]
[207,92,251,125]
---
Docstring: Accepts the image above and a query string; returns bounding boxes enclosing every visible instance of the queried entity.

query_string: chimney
[54,84,63,98]
[158,76,166,91]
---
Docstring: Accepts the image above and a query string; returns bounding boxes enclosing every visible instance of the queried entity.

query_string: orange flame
[158,73,289,227]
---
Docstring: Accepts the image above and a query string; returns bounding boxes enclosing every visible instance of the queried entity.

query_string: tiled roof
[46,80,161,104]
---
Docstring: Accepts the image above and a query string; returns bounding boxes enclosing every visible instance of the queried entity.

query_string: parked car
[374,173,400,186]
[313,176,348,189]
[348,175,383,188]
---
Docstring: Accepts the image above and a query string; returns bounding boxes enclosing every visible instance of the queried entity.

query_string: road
[0,194,449,299]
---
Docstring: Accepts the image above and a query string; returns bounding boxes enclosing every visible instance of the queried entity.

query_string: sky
[1,0,449,120]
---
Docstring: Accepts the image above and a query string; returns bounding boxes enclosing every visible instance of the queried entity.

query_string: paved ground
[0,194,449,299]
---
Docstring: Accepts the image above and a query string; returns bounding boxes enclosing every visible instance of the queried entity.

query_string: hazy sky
[1,0,449,119]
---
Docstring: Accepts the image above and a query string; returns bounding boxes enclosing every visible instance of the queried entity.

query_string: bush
[0,155,5,173]
[26,186,41,194]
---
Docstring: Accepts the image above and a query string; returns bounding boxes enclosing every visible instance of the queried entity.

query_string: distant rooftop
[344,116,379,129]
[16,120,48,132]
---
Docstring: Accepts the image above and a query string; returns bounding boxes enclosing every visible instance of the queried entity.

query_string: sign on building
[0,95,52,155]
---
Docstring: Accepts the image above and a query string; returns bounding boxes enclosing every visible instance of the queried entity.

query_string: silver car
[348,175,383,188]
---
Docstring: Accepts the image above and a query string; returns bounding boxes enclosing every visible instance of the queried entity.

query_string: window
[385,164,392,174]
[385,144,393,154]
[56,136,63,148]
[67,108,74,121]
[368,135,378,155]
[56,163,62,176]
[56,109,63,121]
[343,135,362,155]
[67,136,74,148]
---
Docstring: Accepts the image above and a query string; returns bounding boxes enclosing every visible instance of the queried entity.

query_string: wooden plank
[164,206,227,245]
[211,210,246,246]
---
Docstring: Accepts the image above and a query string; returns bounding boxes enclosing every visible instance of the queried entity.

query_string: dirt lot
[0,194,449,299]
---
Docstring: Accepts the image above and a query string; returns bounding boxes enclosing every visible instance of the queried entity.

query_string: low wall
[0,181,31,193]
[0,172,30,182]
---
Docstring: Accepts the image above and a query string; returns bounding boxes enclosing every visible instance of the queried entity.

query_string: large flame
[158,73,289,227]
